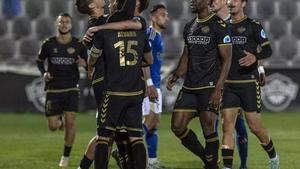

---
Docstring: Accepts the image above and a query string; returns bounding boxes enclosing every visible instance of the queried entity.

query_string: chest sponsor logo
[187,36,211,45]
[262,73,299,111]
[25,78,45,112]
[232,36,247,45]
[50,57,75,65]
[67,47,76,54]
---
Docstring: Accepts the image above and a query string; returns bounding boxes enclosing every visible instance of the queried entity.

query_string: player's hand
[77,57,87,67]
[239,50,257,67]
[166,74,178,91]
[258,73,266,86]
[43,72,53,82]
[209,88,222,111]
[147,85,158,102]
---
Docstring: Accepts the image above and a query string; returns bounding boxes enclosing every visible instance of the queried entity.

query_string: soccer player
[142,4,169,169]
[221,0,280,169]
[166,0,232,168]
[36,13,88,167]
[210,0,249,168]
[75,0,147,168]
[89,8,153,169]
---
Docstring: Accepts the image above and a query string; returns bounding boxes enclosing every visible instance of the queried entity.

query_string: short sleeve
[252,20,270,47]
[90,31,104,57]
[183,23,189,45]
[78,42,88,60]
[144,35,152,53]
[215,19,232,46]
[133,16,147,30]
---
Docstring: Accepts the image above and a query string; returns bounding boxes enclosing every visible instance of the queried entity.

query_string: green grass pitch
[0,112,299,169]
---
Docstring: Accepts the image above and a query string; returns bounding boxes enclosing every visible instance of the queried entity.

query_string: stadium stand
[0,0,299,68]
[19,37,40,62]
[0,37,15,60]
[279,0,297,20]
[12,16,31,39]
[268,16,287,40]
[257,0,274,19]
[36,16,55,40]
[0,17,8,37]
[291,17,300,39]
[25,0,44,19]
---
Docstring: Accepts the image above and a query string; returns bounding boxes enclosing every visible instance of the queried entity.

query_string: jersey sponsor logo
[50,57,75,65]
[201,26,210,33]
[223,35,231,43]
[187,36,211,45]
[237,27,246,33]
[232,36,247,45]
[25,78,46,112]
[67,47,76,54]
[260,29,267,39]
[262,73,299,111]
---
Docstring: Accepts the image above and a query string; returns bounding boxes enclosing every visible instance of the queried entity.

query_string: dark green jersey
[37,37,87,89]
[183,14,232,91]
[228,17,271,81]
[91,30,151,94]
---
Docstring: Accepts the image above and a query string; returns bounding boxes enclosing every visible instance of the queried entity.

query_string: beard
[158,23,167,30]
[59,29,71,35]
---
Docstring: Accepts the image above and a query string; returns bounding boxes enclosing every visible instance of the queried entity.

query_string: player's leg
[171,90,206,164]
[78,136,98,169]
[235,112,248,169]
[242,82,279,169]
[125,95,147,169]
[45,93,64,131]
[114,131,132,169]
[221,85,242,169]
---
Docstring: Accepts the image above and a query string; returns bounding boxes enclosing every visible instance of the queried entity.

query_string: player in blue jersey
[142,4,169,169]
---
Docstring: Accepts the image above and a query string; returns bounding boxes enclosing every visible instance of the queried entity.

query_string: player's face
[56,16,72,35]
[227,0,246,15]
[190,0,209,13]
[211,0,227,12]
[152,8,169,30]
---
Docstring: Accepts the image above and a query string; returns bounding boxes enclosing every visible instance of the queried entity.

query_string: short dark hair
[150,4,166,14]
[139,0,150,13]
[75,0,93,15]
[58,13,72,20]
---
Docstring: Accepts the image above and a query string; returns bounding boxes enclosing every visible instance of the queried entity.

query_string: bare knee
[171,122,186,136]
[48,123,58,131]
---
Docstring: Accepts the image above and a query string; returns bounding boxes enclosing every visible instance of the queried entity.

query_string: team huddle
[36,0,280,169]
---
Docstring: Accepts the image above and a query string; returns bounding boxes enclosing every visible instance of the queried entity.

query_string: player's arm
[36,40,53,81]
[77,41,88,69]
[88,32,104,67]
[166,45,189,91]
[254,21,272,60]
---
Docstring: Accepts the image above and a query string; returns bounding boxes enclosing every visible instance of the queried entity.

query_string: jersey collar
[196,13,215,23]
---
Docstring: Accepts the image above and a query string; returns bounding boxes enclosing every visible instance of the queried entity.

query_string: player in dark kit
[75,0,148,168]
[221,0,280,169]
[166,0,232,168]
[36,13,88,167]
[89,21,152,169]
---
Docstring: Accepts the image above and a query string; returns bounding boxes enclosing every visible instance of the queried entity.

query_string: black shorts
[173,88,218,114]
[221,81,261,113]
[45,91,79,117]
[97,93,144,137]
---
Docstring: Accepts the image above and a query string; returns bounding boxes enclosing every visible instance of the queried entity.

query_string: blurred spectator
[2,0,21,18]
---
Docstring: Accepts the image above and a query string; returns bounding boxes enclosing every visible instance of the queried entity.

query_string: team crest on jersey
[260,29,267,39]
[67,47,76,54]
[262,73,299,112]
[201,26,210,33]
[223,35,231,43]
[53,48,58,53]
[237,27,246,33]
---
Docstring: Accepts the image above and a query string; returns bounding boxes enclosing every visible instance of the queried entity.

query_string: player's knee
[48,123,58,131]
[248,125,260,135]
[171,123,185,136]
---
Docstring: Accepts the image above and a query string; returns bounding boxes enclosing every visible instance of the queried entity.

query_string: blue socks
[143,124,158,159]
[235,115,248,168]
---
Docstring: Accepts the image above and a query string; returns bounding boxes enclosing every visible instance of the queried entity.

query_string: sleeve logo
[223,35,231,43]
[260,29,267,39]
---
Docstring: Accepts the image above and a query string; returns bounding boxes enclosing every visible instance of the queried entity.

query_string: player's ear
[88,2,96,9]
